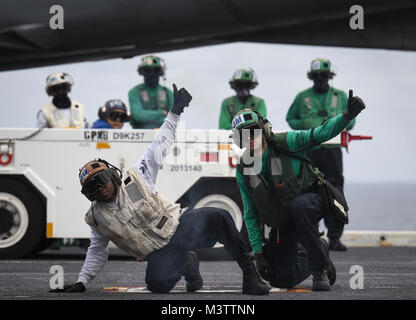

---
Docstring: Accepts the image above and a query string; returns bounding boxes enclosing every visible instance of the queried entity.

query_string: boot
[321,238,336,286]
[183,251,203,292]
[312,269,331,291]
[329,238,347,251]
[312,238,336,291]
[237,253,270,295]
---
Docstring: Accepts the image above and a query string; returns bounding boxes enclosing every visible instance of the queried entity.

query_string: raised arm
[287,90,366,152]
[134,84,192,185]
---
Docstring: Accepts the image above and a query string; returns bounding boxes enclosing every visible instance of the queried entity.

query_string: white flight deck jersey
[37,101,86,128]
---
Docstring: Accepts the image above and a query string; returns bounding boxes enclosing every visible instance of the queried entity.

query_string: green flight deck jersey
[286,87,355,148]
[236,113,350,254]
[219,95,267,130]
[128,83,174,129]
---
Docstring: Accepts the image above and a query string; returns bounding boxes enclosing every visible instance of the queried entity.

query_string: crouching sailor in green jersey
[232,90,365,291]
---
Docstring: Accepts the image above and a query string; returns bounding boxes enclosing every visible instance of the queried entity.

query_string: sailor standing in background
[219,68,267,130]
[128,55,174,129]
[37,72,88,128]
[286,58,355,251]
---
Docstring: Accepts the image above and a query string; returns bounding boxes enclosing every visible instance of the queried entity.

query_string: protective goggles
[81,169,113,197]
[233,81,252,89]
[108,111,128,122]
[140,66,162,76]
[311,72,330,80]
[48,83,71,95]
[232,124,263,147]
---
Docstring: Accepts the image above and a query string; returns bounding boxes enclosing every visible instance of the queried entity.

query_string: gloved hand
[343,89,366,121]
[49,282,86,293]
[254,252,273,281]
[171,83,192,115]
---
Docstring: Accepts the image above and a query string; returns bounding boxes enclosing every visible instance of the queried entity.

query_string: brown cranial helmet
[79,159,122,201]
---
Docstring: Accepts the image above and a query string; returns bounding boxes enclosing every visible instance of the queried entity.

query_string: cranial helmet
[45,72,73,96]
[138,55,166,76]
[307,58,336,79]
[79,159,122,201]
[98,99,131,122]
[229,68,259,90]
[231,109,272,148]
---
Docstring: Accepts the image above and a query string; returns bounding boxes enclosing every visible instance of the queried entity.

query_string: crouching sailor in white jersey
[49,84,269,295]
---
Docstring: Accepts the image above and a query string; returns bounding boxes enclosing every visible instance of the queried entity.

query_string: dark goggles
[233,124,263,147]
[241,123,263,138]
[108,111,128,122]
[311,72,330,80]
[233,81,252,89]
[81,169,113,197]
[48,83,71,95]
[140,66,162,75]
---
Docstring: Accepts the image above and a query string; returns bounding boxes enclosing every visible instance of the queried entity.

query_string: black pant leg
[145,207,249,292]
[145,246,187,293]
[307,147,345,239]
[168,207,250,259]
[290,192,329,272]
[263,225,311,288]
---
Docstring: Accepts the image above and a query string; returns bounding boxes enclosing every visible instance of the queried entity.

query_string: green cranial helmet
[231,109,262,131]
[307,58,336,79]
[138,55,166,76]
[229,68,259,89]
[231,109,265,147]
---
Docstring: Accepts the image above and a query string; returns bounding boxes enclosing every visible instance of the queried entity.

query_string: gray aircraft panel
[0,0,415,70]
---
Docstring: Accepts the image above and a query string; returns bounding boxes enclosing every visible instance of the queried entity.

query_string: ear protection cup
[124,109,131,122]
[251,111,273,139]
[98,106,107,120]
[263,120,273,139]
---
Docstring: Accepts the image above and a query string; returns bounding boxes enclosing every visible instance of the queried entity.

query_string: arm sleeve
[236,170,263,254]
[219,100,232,130]
[128,88,165,128]
[77,228,110,286]
[257,100,267,118]
[134,111,180,185]
[286,96,303,130]
[36,110,49,128]
[287,113,350,151]
[167,88,174,111]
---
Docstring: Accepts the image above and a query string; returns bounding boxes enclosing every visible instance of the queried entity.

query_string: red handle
[341,131,373,151]
[229,156,237,168]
